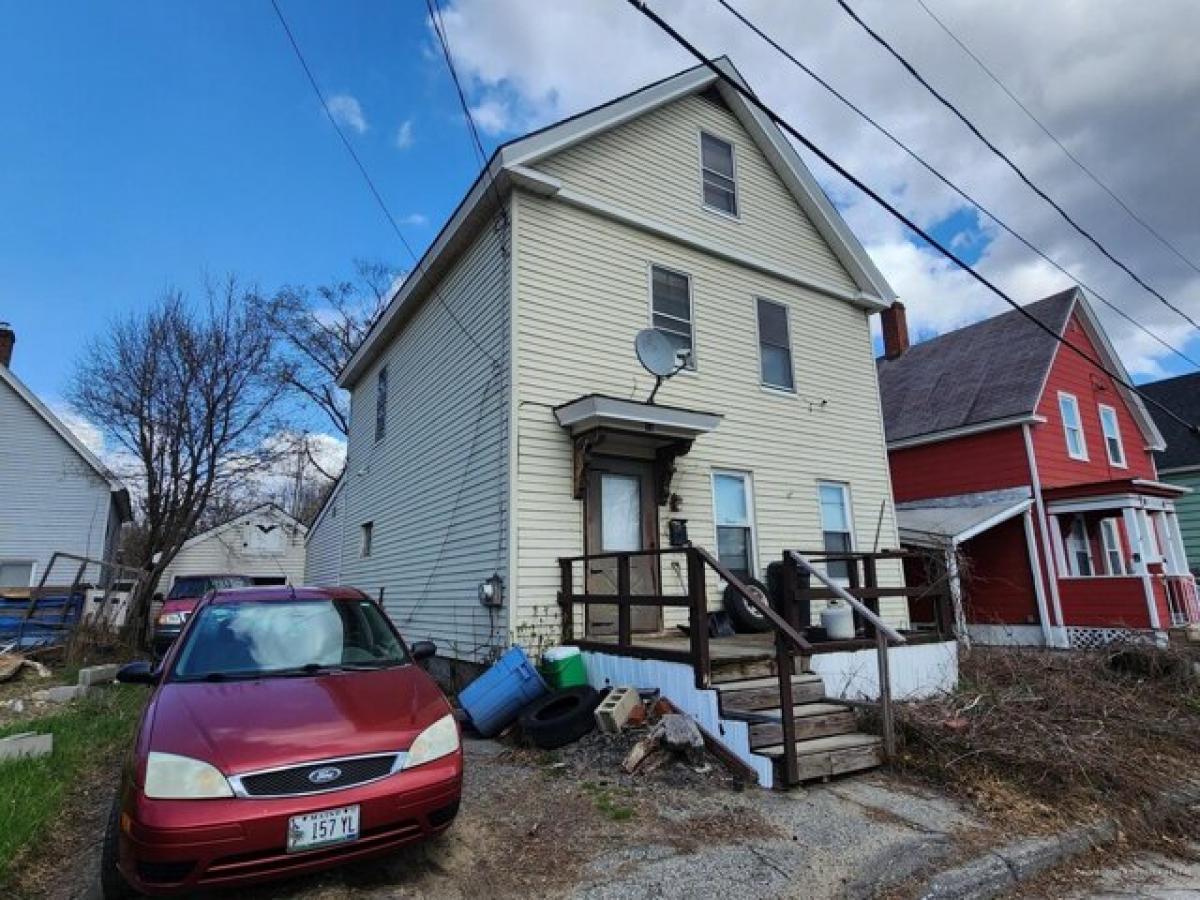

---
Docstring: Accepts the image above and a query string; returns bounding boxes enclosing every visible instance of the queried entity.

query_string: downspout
[1023,424,1067,647]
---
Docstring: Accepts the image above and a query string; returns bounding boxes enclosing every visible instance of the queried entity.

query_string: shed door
[584,459,661,636]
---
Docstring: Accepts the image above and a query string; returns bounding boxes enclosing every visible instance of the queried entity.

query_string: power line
[624,0,1200,435]
[831,0,1200,336]
[714,0,1200,372]
[911,0,1200,278]
[268,0,500,369]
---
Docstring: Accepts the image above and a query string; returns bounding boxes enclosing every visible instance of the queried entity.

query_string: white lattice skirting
[1065,626,1167,650]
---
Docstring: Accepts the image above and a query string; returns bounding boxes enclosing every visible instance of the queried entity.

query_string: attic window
[1058,392,1088,461]
[700,131,738,217]
[1098,404,1126,468]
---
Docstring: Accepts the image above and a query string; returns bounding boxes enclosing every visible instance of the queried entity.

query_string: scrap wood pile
[891,644,1200,825]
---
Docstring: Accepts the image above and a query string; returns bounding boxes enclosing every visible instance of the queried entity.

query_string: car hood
[144,666,450,775]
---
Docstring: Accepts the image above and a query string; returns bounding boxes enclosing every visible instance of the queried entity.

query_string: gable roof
[876,288,1164,450]
[338,57,894,388]
[1139,372,1200,471]
[0,364,132,521]
[180,502,307,553]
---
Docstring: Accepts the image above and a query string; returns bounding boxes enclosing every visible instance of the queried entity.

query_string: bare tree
[269,259,398,437]
[70,279,285,624]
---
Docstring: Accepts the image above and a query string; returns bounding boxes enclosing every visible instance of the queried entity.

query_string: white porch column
[1123,506,1161,630]
[945,545,969,647]
[1022,510,1053,647]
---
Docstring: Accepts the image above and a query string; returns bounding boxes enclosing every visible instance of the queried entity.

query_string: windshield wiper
[337,661,406,671]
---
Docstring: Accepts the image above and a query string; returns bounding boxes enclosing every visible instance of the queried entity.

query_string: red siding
[1057,577,1151,628]
[890,426,1030,503]
[960,516,1039,624]
[1031,314,1157,488]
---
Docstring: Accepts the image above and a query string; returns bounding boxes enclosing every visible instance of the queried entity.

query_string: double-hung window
[1058,392,1087,460]
[700,131,737,216]
[1098,404,1126,467]
[360,521,374,559]
[1065,516,1094,576]
[712,471,755,580]
[818,482,854,581]
[756,298,795,391]
[375,365,389,442]
[1099,518,1124,575]
[650,265,695,369]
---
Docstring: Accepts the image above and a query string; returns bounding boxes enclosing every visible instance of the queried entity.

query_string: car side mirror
[117,661,159,686]
[411,641,437,662]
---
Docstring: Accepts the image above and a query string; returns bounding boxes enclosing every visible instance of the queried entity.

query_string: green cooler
[540,646,588,688]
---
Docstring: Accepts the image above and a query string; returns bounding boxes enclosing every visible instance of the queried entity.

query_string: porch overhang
[897,488,1033,548]
[1042,477,1190,514]
[553,394,722,502]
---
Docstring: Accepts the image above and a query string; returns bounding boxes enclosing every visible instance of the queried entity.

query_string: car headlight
[157,612,185,627]
[403,714,460,769]
[144,752,233,799]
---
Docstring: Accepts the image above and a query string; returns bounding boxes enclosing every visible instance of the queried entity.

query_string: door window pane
[601,474,642,552]
[713,472,754,579]
[1100,518,1124,575]
[1066,517,1093,576]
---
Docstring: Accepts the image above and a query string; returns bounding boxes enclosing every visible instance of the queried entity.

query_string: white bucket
[821,601,856,640]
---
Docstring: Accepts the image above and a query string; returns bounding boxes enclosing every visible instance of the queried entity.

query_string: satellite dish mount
[634,329,690,404]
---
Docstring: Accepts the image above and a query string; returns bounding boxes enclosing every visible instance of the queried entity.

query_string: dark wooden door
[584,458,661,636]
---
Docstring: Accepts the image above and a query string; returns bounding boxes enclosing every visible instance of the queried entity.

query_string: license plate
[286,804,360,853]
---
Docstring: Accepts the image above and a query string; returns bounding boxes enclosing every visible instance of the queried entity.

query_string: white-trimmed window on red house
[1058,392,1087,460]
[1099,518,1125,575]
[1098,404,1126,467]
[1065,515,1094,576]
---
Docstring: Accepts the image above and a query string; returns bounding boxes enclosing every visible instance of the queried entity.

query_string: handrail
[787,550,905,645]
[693,546,812,652]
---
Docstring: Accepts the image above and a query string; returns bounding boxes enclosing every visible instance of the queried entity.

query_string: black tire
[519,686,601,749]
[100,792,136,900]
[723,577,772,634]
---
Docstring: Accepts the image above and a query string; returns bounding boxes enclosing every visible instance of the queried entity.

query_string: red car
[151,575,256,658]
[104,586,462,897]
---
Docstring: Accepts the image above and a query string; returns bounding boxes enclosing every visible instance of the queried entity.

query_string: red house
[877,288,1197,648]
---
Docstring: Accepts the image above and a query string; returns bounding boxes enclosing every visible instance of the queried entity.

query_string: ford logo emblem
[308,766,342,785]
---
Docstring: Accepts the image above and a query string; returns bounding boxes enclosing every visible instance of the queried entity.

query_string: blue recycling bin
[458,647,548,737]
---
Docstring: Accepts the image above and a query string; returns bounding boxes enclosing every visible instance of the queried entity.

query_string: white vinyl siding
[712,471,756,579]
[650,264,695,368]
[756,297,794,391]
[304,480,345,587]
[1098,404,1126,467]
[700,131,738,216]
[1059,392,1088,460]
[511,186,903,645]
[337,215,510,663]
[535,92,856,292]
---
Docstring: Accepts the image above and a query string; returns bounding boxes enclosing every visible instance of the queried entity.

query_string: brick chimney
[881,301,909,360]
[0,323,13,368]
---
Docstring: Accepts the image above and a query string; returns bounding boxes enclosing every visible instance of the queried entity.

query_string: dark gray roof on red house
[1138,372,1200,472]
[876,289,1077,444]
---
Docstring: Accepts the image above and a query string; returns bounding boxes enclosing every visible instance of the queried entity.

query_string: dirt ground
[15,730,992,900]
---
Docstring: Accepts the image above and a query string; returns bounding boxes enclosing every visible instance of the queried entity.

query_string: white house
[156,503,307,595]
[0,324,131,590]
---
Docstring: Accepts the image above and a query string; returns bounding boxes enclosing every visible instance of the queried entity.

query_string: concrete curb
[918,785,1200,899]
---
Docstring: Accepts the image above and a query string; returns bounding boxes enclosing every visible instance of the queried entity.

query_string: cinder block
[78,664,119,687]
[0,732,53,762]
[32,684,88,704]
[595,686,640,734]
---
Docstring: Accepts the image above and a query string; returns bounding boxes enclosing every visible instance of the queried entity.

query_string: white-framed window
[818,481,854,581]
[375,365,389,442]
[650,264,695,369]
[756,297,795,392]
[360,521,374,558]
[712,471,756,580]
[1099,518,1124,575]
[1098,404,1126,468]
[1058,392,1088,460]
[699,131,738,216]
[1065,515,1094,576]
[0,560,34,588]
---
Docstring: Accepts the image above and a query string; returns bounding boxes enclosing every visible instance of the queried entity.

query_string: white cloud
[55,405,105,456]
[394,119,415,148]
[327,93,368,134]
[434,0,1200,375]
[399,212,428,227]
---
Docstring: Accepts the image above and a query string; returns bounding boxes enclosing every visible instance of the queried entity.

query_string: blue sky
[0,1,488,407]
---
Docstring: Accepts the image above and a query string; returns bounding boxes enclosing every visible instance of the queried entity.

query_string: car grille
[236,754,399,797]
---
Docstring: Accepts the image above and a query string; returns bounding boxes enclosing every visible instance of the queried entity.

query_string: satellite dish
[634,328,687,404]
[635,328,679,378]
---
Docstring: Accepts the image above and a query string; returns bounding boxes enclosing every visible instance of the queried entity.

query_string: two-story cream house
[306,58,907,676]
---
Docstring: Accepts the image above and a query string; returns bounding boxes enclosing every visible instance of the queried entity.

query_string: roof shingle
[1139,372,1200,471]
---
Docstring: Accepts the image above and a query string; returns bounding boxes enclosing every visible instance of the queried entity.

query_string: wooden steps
[715,670,883,787]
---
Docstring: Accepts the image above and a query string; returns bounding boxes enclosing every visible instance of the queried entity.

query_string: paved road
[1066,845,1200,898]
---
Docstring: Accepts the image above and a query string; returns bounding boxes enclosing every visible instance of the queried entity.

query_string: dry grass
[890,644,1200,835]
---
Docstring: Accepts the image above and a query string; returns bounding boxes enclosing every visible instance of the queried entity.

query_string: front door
[584,458,661,636]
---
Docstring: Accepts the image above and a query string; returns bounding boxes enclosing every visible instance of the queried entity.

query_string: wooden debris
[621,712,705,773]
[0,654,22,683]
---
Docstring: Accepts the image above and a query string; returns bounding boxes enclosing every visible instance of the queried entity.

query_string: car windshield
[168,576,251,599]
[171,599,410,681]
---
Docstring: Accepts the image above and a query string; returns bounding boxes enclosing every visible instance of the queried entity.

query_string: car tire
[100,792,135,900]
[519,686,601,749]
[723,577,773,633]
